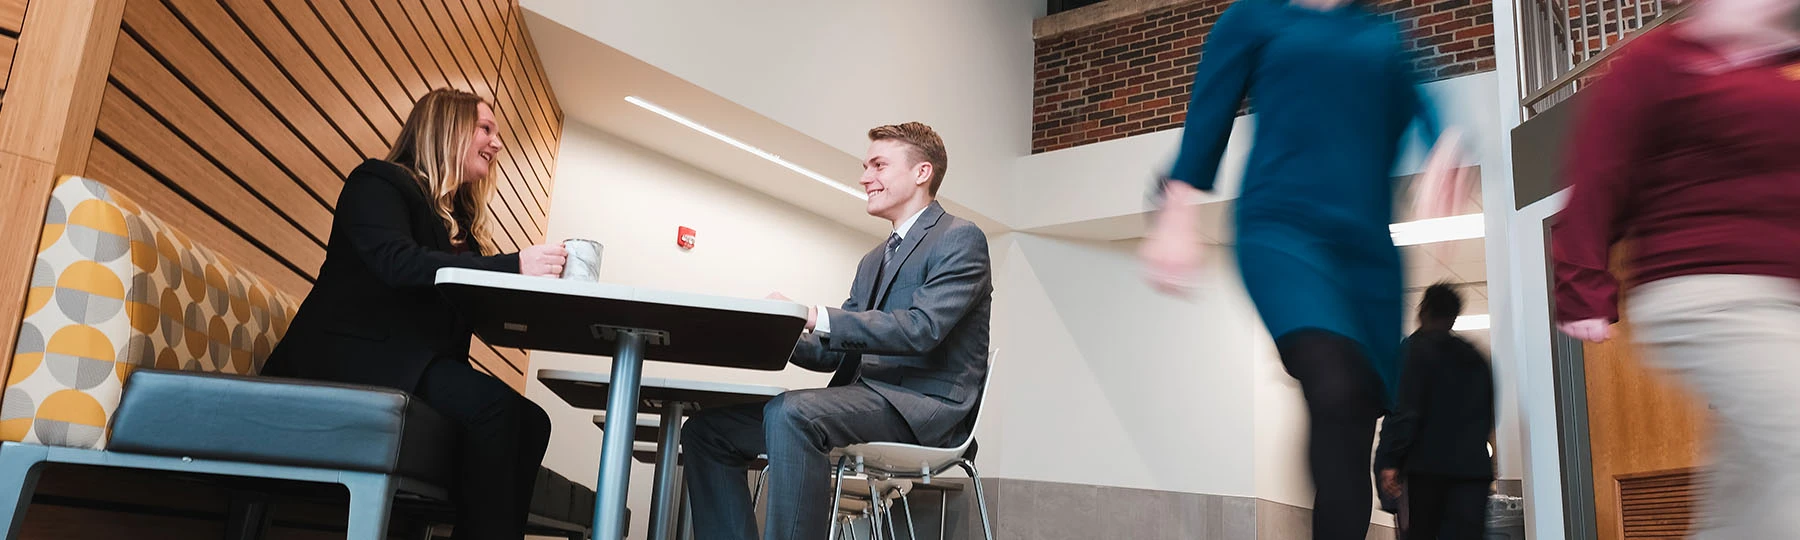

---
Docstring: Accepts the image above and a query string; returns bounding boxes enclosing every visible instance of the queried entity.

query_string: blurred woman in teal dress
[1139,0,1469,537]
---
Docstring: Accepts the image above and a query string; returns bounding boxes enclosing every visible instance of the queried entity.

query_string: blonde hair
[386,88,497,254]
[868,122,949,195]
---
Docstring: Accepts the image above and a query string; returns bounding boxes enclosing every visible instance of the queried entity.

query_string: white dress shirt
[815,205,930,335]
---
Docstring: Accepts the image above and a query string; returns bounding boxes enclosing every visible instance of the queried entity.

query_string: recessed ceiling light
[1391,213,1485,246]
[1454,314,1490,331]
[625,96,866,200]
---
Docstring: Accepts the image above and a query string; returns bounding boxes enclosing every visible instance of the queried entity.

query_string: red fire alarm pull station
[677,227,697,250]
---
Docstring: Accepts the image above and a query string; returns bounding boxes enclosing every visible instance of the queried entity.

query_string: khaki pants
[1627,274,1800,539]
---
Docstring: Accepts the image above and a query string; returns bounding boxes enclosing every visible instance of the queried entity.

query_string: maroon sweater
[1553,26,1800,323]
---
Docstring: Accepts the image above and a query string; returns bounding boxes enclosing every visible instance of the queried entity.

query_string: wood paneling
[0,0,126,436]
[83,0,560,387]
[0,0,26,35]
[1585,248,1710,540]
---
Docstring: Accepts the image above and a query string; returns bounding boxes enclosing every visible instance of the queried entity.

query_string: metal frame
[1544,223,1601,540]
[1517,0,1689,116]
[827,455,993,540]
[0,442,423,540]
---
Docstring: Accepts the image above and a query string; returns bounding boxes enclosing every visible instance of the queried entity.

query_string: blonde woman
[265,88,566,539]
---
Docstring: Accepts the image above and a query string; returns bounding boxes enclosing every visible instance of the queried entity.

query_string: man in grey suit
[683,122,993,540]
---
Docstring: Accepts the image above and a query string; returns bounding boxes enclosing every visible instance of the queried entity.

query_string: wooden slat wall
[0,0,24,97]
[86,0,560,389]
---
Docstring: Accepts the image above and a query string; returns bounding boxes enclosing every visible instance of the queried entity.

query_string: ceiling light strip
[625,96,866,200]
[1390,213,1485,246]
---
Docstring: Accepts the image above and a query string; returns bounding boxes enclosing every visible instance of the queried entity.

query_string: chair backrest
[3,177,300,449]
[947,348,998,453]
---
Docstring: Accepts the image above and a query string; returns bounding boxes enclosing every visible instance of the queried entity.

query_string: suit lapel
[871,202,945,309]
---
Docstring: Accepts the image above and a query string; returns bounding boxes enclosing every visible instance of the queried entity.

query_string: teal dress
[1167,0,1438,406]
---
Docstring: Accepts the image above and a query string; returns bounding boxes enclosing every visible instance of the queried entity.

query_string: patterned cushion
[3,177,300,449]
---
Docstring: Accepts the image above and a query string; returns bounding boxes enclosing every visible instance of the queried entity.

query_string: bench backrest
[3,177,300,449]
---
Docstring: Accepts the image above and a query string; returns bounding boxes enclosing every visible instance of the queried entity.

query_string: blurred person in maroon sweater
[1551,0,1800,536]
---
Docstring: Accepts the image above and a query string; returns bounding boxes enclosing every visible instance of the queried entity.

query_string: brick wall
[1033,0,1496,153]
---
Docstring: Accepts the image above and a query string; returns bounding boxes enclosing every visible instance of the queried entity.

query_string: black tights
[1276,329,1386,540]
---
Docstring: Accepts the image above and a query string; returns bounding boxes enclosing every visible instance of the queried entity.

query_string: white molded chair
[827,349,998,540]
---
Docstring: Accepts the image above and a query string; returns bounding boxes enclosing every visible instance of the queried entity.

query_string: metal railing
[1518,0,1691,116]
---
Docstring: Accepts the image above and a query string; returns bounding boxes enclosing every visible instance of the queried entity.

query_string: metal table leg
[593,331,647,540]
[648,401,687,540]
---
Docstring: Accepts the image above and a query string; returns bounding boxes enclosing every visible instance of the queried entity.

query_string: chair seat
[108,370,456,488]
[831,441,965,476]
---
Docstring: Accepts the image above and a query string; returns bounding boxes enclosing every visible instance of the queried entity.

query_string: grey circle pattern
[77,177,109,199]
[180,251,202,299]
[29,260,52,290]
[43,197,66,227]
[126,214,155,244]
[34,420,103,449]
[206,319,229,371]
[1,388,34,421]
[118,335,156,370]
[14,323,42,356]
[128,273,158,305]
[159,299,183,348]
[67,224,129,262]
[45,351,113,391]
[158,244,181,284]
[55,287,123,326]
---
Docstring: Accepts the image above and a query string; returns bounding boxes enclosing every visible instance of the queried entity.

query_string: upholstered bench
[0,177,600,539]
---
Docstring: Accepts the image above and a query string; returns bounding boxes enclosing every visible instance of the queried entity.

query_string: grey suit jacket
[790,202,992,446]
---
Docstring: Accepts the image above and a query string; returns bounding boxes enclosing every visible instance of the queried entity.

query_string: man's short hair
[868,122,948,195]
[1420,282,1465,324]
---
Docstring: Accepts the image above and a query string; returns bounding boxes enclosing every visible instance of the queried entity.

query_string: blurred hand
[1379,468,1403,499]
[767,292,817,330]
[1141,182,1204,297]
[520,243,568,277]
[1413,128,1472,221]
[1558,318,1613,343]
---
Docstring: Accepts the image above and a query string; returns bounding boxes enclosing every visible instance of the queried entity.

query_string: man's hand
[767,292,817,331]
[1379,468,1403,499]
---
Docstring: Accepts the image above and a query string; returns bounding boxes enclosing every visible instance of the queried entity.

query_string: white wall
[520,0,1040,226]
[984,233,1261,496]
[528,122,880,539]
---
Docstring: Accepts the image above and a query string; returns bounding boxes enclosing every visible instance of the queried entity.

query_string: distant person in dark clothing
[1375,283,1495,539]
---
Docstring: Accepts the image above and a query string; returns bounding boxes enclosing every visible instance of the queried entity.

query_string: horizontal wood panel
[0,0,23,35]
[86,140,314,297]
[0,33,15,93]
[81,0,561,394]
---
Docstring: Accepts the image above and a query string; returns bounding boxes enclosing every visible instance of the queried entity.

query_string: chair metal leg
[341,472,397,540]
[0,443,50,540]
[750,463,771,510]
[955,460,994,540]
[898,492,918,540]
[882,498,900,540]
[869,481,884,540]
[828,457,849,540]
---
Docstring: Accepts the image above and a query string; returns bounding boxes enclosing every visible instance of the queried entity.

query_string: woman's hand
[1558,318,1613,343]
[1412,128,1473,221]
[1141,181,1205,297]
[520,243,569,277]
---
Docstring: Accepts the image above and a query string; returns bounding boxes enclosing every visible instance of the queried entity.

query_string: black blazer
[1374,329,1496,479]
[262,159,520,392]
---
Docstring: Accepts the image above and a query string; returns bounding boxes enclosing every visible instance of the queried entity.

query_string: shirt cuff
[814,305,832,334]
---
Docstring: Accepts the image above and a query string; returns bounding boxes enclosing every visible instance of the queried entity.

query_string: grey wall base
[843,477,1396,540]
